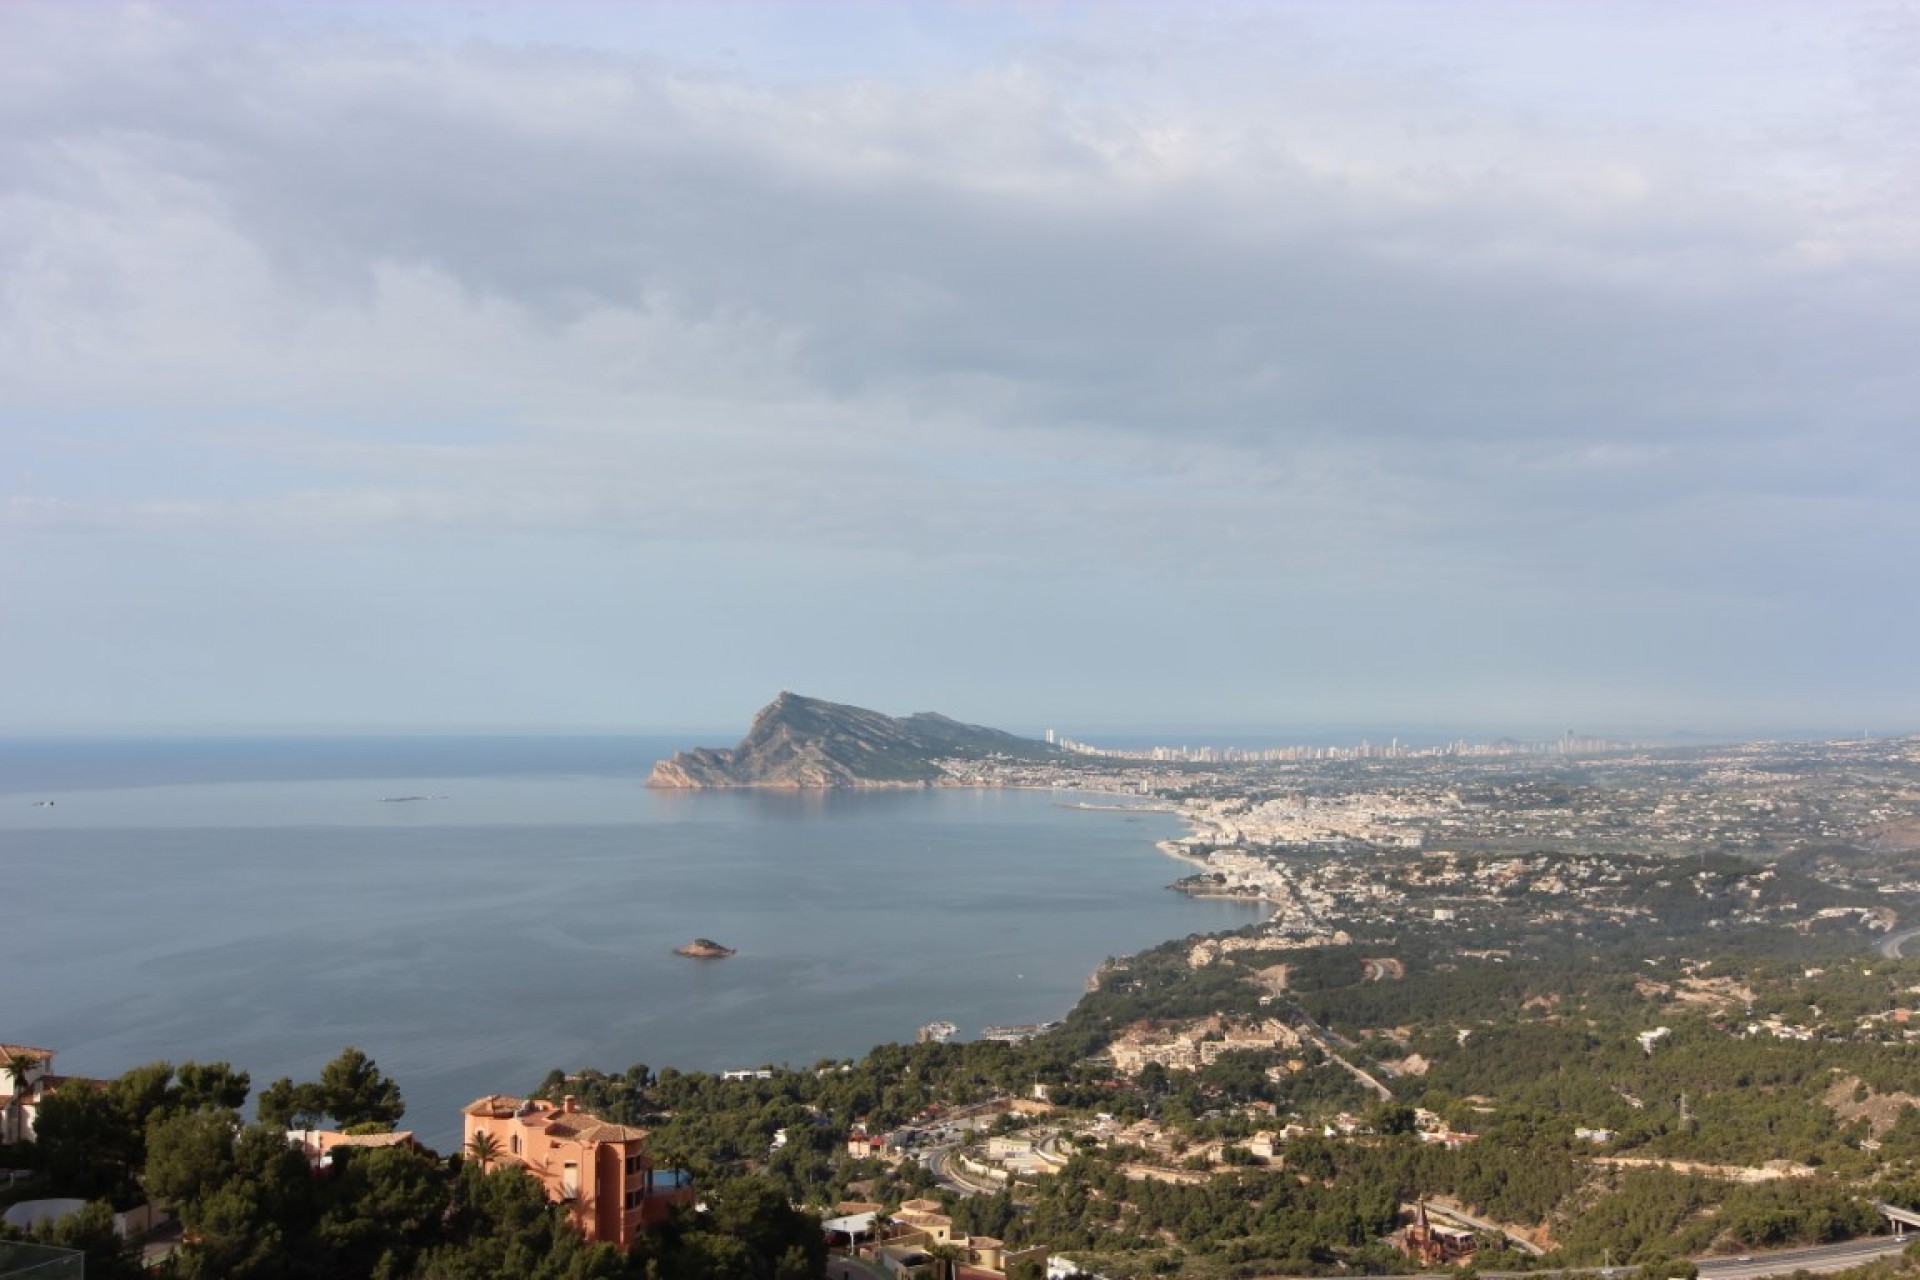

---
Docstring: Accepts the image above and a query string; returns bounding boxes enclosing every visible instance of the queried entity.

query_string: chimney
[564,1095,577,1114]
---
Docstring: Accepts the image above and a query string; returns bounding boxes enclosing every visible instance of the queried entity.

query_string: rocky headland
[646,692,1058,789]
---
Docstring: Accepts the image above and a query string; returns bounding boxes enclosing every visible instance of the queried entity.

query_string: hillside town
[9,735,1920,1279]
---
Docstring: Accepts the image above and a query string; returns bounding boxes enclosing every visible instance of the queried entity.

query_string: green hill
[646,692,1057,788]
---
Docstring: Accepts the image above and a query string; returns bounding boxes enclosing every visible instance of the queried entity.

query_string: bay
[0,737,1264,1149]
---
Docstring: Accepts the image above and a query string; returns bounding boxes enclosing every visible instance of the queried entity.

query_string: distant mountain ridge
[646,693,1058,789]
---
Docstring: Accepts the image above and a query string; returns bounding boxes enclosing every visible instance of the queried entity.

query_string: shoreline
[1155,814,1285,913]
[971,794,1273,1041]
[20,763,1258,1147]
[1156,837,1212,870]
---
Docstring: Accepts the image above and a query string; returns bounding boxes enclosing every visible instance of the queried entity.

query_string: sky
[2,1,1916,738]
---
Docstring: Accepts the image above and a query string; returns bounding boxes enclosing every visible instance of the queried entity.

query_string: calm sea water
[0,737,1263,1150]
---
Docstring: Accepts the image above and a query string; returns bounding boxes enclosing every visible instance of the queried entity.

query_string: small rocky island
[673,938,736,958]
[648,691,1058,789]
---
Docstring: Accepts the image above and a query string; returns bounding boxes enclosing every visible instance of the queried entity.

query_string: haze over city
[2,1,1914,736]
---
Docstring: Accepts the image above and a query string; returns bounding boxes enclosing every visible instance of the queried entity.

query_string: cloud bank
[2,2,1914,732]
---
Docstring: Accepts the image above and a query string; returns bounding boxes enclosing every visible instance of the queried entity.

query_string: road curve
[1878,926,1920,959]
[924,1144,1000,1197]
[1692,1234,1910,1278]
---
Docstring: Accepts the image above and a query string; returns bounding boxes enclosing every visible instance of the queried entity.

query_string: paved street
[827,1254,888,1280]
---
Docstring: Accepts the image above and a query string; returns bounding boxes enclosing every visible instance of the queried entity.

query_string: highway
[920,1134,1004,1197]
[1877,926,1920,959]
[838,1232,1910,1280]
[1692,1235,1911,1277]
[1464,1235,1909,1280]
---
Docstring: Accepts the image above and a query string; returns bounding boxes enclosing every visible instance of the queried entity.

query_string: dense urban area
[11,734,1920,1280]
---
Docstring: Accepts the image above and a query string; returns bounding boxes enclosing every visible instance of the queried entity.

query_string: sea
[0,736,1265,1150]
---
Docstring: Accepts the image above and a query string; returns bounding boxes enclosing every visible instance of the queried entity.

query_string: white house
[1,1044,57,1145]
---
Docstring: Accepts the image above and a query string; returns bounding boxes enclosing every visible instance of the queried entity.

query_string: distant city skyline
[2,714,1901,749]
[3,2,1914,735]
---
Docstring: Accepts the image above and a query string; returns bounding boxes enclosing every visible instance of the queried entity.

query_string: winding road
[1877,926,1920,959]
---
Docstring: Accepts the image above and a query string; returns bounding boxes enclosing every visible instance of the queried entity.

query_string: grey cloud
[10,13,1906,459]
[1,3,1914,697]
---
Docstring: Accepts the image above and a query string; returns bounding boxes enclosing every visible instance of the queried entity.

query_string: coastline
[13,767,1254,1149]
[1155,814,1283,913]
[1036,805,1275,1024]
[1156,837,1212,870]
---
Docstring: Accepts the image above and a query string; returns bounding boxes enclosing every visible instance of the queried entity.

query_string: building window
[511,1134,520,1155]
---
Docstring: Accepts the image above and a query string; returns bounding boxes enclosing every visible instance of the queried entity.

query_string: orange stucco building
[462,1094,694,1248]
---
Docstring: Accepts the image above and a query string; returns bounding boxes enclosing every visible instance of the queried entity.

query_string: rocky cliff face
[647,692,1056,789]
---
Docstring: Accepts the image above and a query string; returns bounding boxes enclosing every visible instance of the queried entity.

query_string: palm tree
[926,1242,965,1280]
[465,1130,502,1172]
[2,1051,42,1146]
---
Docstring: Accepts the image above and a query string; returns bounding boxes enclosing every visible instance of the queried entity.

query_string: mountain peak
[648,695,1055,789]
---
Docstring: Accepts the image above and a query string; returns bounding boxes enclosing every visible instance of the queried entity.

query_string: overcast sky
[3,1,1915,738]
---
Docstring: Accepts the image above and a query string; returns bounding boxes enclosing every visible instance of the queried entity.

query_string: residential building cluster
[1050,734,1644,764]
[1166,840,1886,945]
[954,736,1920,899]
[840,1196,1050,1280]
[1105,1016,1304,1075]
[3,1041,696,1257]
